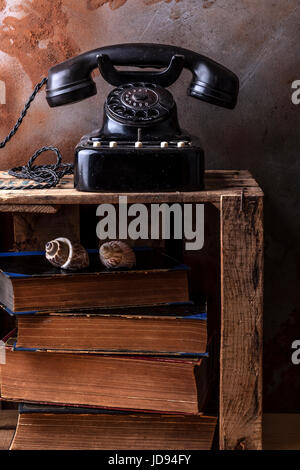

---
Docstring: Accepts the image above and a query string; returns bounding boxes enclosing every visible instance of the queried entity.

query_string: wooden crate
[0,170,263,450]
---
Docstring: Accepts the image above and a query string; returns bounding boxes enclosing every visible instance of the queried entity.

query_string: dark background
[0,0,299,411]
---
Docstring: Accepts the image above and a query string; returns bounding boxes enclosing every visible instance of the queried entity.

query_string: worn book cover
[0,249,189,312]
[1,334,208,414]
[13,302,207,355]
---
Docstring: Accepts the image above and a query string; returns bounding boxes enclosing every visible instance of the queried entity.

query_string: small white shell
[99,241,136,269]
[45,237,89,271]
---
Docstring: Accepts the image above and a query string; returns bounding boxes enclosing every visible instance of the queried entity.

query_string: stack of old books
[0,248,217,450]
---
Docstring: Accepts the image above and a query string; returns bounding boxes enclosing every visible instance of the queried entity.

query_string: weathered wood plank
[0,188,263,206]
[0,205,60,214]
[0,171,263,206]
[220,195,263,450]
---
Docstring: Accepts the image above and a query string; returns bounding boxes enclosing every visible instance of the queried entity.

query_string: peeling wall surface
[0,0,299,411]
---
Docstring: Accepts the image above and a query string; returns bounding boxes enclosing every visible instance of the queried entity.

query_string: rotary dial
[121,87,158,110]
[106,82,174,123]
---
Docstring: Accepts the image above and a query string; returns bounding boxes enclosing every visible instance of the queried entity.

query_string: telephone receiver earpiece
[46,43,239,109]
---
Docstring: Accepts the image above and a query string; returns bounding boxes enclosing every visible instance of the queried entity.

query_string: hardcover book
[10,404,217,450]
[14,303,207,355]
[0,335,208,414]
[0,249,189,313]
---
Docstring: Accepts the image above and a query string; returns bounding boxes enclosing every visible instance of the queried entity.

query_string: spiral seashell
[45,237,89,271]
[99,241,136,269]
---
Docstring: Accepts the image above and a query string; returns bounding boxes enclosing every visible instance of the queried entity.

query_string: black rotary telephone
[1,44,239,192]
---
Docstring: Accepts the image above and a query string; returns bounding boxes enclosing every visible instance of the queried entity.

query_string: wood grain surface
[0,205,60,213]
[0,170,263,206]
[220,195,263,449]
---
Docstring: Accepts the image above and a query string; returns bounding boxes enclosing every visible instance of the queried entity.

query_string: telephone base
[74,146,204,192]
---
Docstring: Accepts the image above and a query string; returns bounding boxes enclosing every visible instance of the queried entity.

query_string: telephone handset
[46,43,238,109]
[1,44,239,192]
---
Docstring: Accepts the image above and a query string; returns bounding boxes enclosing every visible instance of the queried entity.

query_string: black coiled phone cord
[0,77,74,190]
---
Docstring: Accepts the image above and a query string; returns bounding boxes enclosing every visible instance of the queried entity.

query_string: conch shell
[45,237,89,271]
[99,241,136,269]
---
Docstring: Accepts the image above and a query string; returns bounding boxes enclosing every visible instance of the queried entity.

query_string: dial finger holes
[111,89,123,96]
[124,109,135,118]
[114,105,126,115]
[110,105,126,116]
[108,97,120,105]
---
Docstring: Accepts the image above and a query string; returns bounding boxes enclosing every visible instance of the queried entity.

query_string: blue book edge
[0,301,205,317]
[0,248,189,278]
[18,403,132,415]
[12,342,209,357]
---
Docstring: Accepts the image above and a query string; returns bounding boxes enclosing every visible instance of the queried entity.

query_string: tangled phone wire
[0,77,73,190]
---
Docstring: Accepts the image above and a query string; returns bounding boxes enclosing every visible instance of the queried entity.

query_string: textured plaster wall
[0,0,299,411]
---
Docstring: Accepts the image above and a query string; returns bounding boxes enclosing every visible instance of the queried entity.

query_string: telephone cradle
[45,44,239,192]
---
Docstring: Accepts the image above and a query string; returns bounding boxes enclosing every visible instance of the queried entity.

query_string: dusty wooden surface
[0,205,60,213]
[0,170,263,206]
[219,195,263,450]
